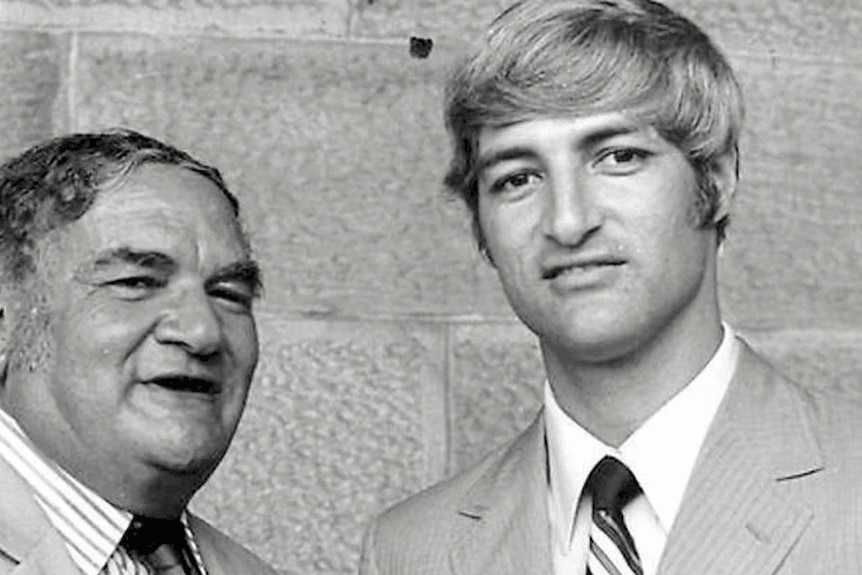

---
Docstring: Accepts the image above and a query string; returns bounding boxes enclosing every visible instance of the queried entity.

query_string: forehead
[44,163,248,274]
[476,112,664,158]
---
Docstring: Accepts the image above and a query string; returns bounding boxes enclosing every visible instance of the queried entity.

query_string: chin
[540,322,648,364]
[143,441,227,480]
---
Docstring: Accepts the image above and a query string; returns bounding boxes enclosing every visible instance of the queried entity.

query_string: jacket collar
[658,340,821,574]
[451,412,552,575]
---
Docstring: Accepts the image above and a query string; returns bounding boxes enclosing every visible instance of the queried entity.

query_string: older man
[360,1,862,574]
[0,130,276,574]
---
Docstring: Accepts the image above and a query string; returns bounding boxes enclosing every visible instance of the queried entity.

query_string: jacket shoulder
[740,343,862,477]
[377,412,540,536]
[361,418,542,575]
[189,514,279,575]
[798,379,862,460]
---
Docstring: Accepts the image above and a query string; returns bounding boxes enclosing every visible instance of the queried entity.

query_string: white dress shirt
[0,407,208,575]
[546,324,741,575]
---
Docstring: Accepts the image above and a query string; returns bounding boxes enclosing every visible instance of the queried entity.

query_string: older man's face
[1,163,260,515]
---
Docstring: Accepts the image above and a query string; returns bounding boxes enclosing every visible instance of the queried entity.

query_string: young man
[360,1,862,574]
[0,130,277,574]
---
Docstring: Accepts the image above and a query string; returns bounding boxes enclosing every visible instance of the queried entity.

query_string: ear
[474,218,496,267]
[709,148,739,225]
[479,244,495,267]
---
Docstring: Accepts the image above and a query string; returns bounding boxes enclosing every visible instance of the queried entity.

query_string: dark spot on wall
[409,36,434,59]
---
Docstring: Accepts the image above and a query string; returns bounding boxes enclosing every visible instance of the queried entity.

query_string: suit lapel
[659,341,821,575]
[451,413,552,575]
[188,514,223,575]
[0,457,79,574]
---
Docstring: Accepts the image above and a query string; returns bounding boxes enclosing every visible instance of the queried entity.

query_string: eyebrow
[79,247,264,296]
[205,259,264,298]
[88,247,177,274]
[474,123,646,177]
[474,146,539,177]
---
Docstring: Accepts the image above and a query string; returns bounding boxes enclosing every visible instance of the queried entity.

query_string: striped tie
[586,456,643,575]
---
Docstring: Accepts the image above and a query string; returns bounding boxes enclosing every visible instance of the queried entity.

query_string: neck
[543,311,723,447]
[110,475,200,520]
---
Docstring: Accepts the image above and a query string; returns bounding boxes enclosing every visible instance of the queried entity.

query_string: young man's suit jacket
[361,340,862,575]
[0,457,279,575]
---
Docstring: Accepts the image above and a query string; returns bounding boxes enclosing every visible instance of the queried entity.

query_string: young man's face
[476,112,723,365]
[0,163,260,516]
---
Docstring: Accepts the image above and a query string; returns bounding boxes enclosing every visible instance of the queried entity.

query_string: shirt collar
[545,324,740,551]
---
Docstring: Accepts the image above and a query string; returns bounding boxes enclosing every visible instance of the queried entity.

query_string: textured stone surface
[719,57,862,331]
[0,0,347,36]
[351,0,862,62]
[192,315,446,575]
[350,0,509,42]
[0,31,63,160]
[666,0,862,62]
[742,329,862,396]
[75,35,512,320]
[449,322,543,473]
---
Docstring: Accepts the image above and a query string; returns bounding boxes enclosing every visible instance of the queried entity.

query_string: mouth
[541,259,625,280]
[145,376,221,395]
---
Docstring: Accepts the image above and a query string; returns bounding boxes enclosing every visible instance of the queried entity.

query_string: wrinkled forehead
[105,164,248,247]
[40,164,250,274]
[97,161,241,217]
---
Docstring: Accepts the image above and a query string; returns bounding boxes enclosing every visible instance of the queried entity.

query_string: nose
[154,287,223,359]
[542,168,602,246]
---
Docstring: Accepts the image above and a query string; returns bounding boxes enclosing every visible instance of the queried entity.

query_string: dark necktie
[585,456,643,575]
[120,516,202,574]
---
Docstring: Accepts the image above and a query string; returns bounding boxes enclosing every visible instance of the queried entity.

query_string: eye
[106,276,164,295]
[487,170,544,197]
[208,284,255,312]
[594,147,651,174]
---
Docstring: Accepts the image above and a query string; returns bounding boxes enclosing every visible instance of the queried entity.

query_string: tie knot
[121,516,186,556]
[586,456,640,511]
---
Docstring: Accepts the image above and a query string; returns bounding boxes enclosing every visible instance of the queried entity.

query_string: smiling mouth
[542,260,625,280]
[146,376,220,395]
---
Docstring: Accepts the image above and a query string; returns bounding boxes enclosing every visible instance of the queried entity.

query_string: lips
[541,256,626,280]
[144,375,221,395]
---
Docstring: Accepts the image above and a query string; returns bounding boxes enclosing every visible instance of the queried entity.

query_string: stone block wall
[1,1,860,573]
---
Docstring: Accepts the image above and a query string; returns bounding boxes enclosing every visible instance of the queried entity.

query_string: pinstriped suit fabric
[361,340,862,575]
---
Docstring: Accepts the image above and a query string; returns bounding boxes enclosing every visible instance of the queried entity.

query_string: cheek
[225,317,259,372]
[52,301,152,378]
[480,202,534,258]
[643,219,714,291]
[7,294,56,374]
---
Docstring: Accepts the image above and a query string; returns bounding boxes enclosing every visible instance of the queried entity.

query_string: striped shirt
[0,407,208,575]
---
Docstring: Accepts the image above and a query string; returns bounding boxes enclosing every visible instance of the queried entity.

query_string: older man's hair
[0,129,241,283]
[444,0,744,249]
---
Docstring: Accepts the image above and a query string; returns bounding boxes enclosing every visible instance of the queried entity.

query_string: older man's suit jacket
[361,340,862,575]
[0,456,278,575]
